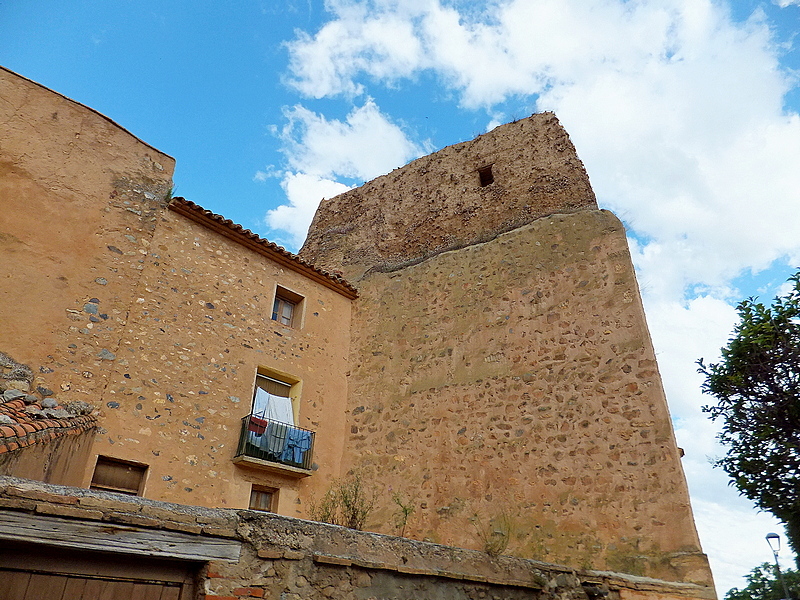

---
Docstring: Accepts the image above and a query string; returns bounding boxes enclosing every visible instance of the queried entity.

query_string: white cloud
[285,3,425,98]
[774,0,800,7]
[281,1,800,592]
[265,173,352,249]
[692,498,786,594]
[264,99,425,249]
[276,99,424,181]
[286,0,800,301]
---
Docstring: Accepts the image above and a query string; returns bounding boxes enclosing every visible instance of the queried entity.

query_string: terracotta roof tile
[168,198,358,299]
[0,397,96,455]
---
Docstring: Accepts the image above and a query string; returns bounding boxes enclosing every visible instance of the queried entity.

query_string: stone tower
[300,113,713,586]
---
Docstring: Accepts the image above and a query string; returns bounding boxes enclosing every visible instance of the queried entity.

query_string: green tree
[699,270,800,560]
[726,563,800,600]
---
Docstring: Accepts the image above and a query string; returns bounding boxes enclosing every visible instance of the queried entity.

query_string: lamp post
[767,532,792,600]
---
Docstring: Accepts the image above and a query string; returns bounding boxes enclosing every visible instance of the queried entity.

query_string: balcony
[233,415,315,477]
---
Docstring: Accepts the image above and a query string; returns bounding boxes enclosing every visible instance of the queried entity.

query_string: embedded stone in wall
[0,352,34,395]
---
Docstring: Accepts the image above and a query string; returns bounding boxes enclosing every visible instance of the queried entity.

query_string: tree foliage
[726,563,800,600]
[699,271,800,559]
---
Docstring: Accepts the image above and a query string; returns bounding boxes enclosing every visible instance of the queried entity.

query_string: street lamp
[767,532,792,600]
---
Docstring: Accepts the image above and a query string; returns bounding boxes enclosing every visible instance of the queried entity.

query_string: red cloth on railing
[248,415,268,435]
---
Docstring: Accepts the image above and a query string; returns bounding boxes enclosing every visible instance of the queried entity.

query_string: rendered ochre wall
[0,67,352,513]
[0,66,174,410]
[301,116,712,585]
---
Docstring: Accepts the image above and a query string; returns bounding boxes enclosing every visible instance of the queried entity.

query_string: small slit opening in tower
[478,165,494,187]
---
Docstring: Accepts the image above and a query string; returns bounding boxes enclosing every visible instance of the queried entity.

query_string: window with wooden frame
[249,485,278,512]
[271,286,303,328]
[251,370,298,425]
[90,456,147,496]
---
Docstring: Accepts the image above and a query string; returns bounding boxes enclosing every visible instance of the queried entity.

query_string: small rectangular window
[249,486,278,512]
[272,296,295,326]
[271,286,304,328]
[90,456,147,496]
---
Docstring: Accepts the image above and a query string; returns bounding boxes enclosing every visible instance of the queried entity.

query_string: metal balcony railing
[235,414,315,471]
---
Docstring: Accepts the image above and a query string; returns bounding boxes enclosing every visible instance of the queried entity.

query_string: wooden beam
[0,512,241,562]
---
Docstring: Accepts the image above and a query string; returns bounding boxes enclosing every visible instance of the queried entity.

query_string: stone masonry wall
[300,113,597,281]
[0,67,353,514]
[80,209,352,513]
[339,210,711,586]
[0,477,716,600]
[300,111,710,586]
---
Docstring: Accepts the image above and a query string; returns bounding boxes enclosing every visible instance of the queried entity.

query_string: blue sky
[2,1,800,594]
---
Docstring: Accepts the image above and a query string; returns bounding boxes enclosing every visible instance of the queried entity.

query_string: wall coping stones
[0,476,716,599]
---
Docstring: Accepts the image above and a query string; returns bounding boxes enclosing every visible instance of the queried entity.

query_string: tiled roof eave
[0,399,97,455]
[168,198,358,300]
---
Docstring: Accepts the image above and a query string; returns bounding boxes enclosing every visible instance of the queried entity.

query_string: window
[90,456,147,495]
[271,286,303,328]
[252,373,295,425]
[249,485,278,512]
[478,165,494,187]
[272,296,295,326]
[235,367,314,472]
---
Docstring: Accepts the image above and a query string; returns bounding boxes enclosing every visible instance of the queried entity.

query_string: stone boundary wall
[0,477,715,600]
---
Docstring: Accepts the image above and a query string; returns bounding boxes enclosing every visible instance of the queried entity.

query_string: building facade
[0,66,355,516]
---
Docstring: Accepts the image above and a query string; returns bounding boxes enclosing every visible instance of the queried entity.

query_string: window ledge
[232,455,312,478]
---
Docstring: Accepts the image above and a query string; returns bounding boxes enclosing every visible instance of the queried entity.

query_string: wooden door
[0,543,196,600]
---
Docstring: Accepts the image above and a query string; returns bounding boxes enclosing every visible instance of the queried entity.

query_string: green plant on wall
[309,472,376,530]
[471,511,515,557]
[392,492,415,537]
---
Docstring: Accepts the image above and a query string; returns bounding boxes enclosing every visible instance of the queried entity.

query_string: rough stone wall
[340,210,709,584]
[300,113,597,281]
[0,66,174,424]
[0,477,716,600]
[82,210,352,512]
